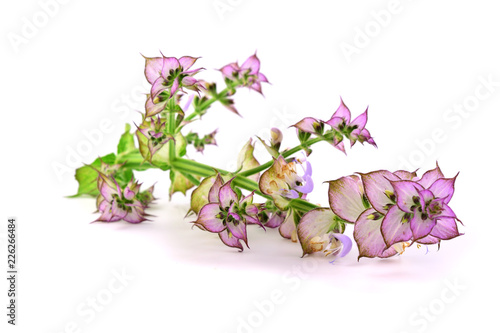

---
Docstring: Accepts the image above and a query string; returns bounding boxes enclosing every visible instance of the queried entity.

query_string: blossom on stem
[143,54,204,104]
[192,175,261,251]
[186,129,218,153]
[328,164,462,259]
[219,53,269,94]
[292,98,377,154]
[259,155,314,209]
[135,116,173,160]
[95,173,149,223]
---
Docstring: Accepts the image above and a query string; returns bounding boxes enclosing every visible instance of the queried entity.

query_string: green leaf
[68,153,116,198]
[117,123,136,155]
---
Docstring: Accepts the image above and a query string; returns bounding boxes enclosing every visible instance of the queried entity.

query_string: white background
[1,0,499,332]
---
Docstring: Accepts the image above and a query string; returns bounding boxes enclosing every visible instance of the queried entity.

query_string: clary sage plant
[70,53,462,260]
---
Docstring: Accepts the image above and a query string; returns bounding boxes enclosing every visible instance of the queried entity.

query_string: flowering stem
[170,158,318,212]
[183,87,230,122]
[238,136,326,177]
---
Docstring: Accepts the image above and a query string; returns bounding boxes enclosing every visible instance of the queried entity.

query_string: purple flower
[292,98,377,154]
[387,175,459,245]
[192,175,261,251]
[143,54,204,103]
[219,53,269,94]
[327,165,461,259]
[259,155,314,205]
[95,173,148,223]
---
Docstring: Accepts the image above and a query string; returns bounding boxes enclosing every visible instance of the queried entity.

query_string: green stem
[179,171,201,186]
[170,158,319,212]
[183,87,229,122]
[167,101,176,162]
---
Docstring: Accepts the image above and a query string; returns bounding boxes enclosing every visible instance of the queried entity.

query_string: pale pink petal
[123,187,135,200]
[266,211,285,228]
[145,96,166,118]
[219,62,240,79]
[181,76,198,87]
[292,117,322,134]
[349,108,368,133]
[193,203,225,233]
[417,235,440,245]
[327,176,366,223]
[333,140,346,154]
[170,78,180,96]
[208,174,224,203]
[111,201,127,219]
[258,72,269,83]
[330,97,351,124]
[430,217,461,240]
[354,208,398,260]
[390,180,425,213]
[279,211,295,239]
[227,221,247,245]
[241,53,260,75]
[418,163,444,188]
[218,180,238,208]
[151,77,167,100]
[123,207,147,223]
[359,170,400,213]
[394,170,418,181]
[219,230,243,251]
[410,212,437,240]
[143,56,163,84]
[428,176,457,204]
[160,56,181,76]
[178,56,199,70]
[381,205,412,248]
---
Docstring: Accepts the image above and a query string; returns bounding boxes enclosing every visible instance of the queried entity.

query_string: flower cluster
[145,55,204,101]
[293,98,376,154]
[136,116,173,161]
[95,172,154,223]
[327,164,461,259]
[192,175,261,251]
[219,53,269,95]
